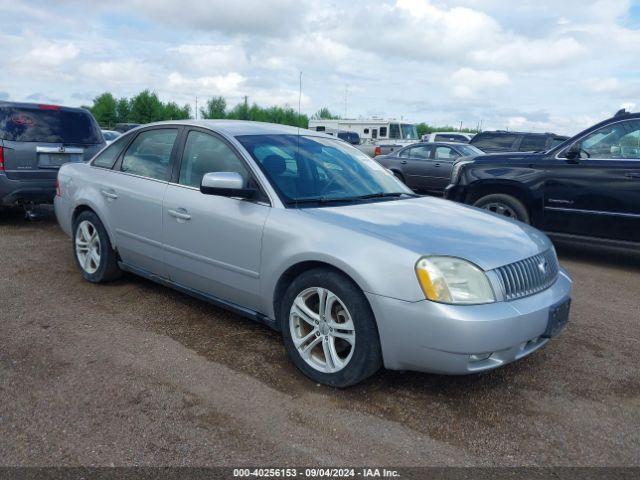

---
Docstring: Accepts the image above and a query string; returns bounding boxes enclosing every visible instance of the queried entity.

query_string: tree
[163,101,191,120]
[90,92,118,128]
[129,90,164,124]
[200,96,227,119]
[227,96,250,121]
[115,97,131,124]
[312,107,340,120]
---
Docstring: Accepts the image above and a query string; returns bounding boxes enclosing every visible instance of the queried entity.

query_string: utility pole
[195,96,198,120]
[344,85,348,119]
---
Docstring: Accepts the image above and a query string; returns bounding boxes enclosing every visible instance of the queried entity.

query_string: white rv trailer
[308,119,419,144]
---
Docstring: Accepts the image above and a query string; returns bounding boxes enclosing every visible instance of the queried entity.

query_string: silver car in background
[54,121,572,387]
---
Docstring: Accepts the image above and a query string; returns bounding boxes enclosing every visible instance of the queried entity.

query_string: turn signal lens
[0,146,4,171]
[415,256,495,305]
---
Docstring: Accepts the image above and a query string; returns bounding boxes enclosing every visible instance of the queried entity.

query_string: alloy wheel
[289,287,356,374]
[75,220,101,274]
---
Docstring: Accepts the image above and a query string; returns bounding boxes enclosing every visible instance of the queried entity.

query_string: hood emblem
[58,146,66,153]
[538,259,547,275]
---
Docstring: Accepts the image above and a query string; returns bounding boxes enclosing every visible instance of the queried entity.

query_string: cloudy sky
[1,0,639,135]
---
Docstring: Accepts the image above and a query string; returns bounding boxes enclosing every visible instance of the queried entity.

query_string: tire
[73,210,122,283]
[280,268,382,387]
[473,193,530,224]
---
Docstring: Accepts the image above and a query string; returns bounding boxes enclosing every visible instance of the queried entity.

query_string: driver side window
[577,120,640,160]
[179,131,249,188]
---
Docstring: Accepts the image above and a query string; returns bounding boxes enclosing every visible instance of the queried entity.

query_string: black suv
[470,130,568,153]
[0,101,105,207]
[445,110,640,245]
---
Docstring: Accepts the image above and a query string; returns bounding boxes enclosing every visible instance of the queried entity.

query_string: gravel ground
[0,208,638,467]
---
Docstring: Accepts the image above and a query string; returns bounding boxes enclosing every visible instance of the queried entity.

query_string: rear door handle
[625,173,640,179]
[434,163,442,167]
[101,189,118,200]
[400,160,408,165]
[168,208,191,221]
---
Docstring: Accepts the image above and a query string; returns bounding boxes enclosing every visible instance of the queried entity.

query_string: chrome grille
[493,250,559,301]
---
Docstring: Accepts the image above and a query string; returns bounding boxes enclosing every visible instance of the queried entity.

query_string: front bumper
[366,268,572,374]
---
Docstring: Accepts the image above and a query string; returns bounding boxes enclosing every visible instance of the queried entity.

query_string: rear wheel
[280,268,382,387]
[73,211,122,283]
[473,193,530,224]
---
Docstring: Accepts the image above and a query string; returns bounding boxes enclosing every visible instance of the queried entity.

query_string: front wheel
[73,211,122,283]
[280,268,382,387]
[473,193,530,224]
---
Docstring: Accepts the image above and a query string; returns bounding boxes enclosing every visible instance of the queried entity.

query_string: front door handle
[434,163,442,167]
[625,172,640,179]
[400,160,408,165]
[101,189,118,200]
[168,208,191,221]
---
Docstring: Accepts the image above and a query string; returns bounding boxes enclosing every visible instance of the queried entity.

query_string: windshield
[457,144,484,156]
[236,134,414,205]
[401,124,418,140]
[0,107,102,144]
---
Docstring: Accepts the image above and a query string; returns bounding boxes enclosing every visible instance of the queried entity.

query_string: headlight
[415,256,495,305]
[450,159,473,184]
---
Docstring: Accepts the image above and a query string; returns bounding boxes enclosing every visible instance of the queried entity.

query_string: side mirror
[565,142,582,162]
[200,172,255,199]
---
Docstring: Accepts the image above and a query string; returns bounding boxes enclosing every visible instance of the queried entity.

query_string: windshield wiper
[287,191,419,206]
[356,191,420,199]
[287,196,361,206]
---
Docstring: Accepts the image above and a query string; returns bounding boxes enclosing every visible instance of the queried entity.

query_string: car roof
[141,119,325,137]
[0,100,89,113]
[408,141,471,147]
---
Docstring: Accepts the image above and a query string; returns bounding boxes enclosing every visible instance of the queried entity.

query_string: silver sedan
[54,121,572,387]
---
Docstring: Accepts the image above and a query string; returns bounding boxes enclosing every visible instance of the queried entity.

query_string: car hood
[302,196,552,271]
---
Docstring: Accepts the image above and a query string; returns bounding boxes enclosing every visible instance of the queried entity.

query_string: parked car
[445,110,640,245]
[114,123,140,133]
[375,142,484,196]
[101,130,121,144]
[55,120,571,387]
[470,131,568,153]
[422,132,475,143]
[0,101,105,207]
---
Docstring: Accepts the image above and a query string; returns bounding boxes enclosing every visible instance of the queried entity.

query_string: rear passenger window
[519,135,548,152]
[473,133,518,151]
[121,129,178,181]
[92,135,129,169]
[179,131,249,188]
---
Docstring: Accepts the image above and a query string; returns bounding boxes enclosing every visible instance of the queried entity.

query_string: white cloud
[470,37,586,70]
[131,0,308,37]
[585,77,621,93]
[1,0,639,135]
[23,42,79,67]
[80,60,152,86]
[167,72,247,96]
[450,68,510,99]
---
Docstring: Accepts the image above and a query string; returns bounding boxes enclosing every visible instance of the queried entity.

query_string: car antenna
[614,108,628,117]
[297,70,302,153]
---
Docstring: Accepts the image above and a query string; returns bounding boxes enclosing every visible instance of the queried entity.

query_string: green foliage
[115,97,131,123]
[415,122,479,138]
[128,90,164,124]
[200,96,227,119]
[162,101,191,120]
[89,93,118,128]
[312,107,340,120]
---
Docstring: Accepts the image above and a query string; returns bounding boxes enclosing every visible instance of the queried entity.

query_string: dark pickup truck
[445,110,640,246]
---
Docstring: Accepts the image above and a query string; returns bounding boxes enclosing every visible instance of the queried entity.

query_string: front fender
[259,209,425,319]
